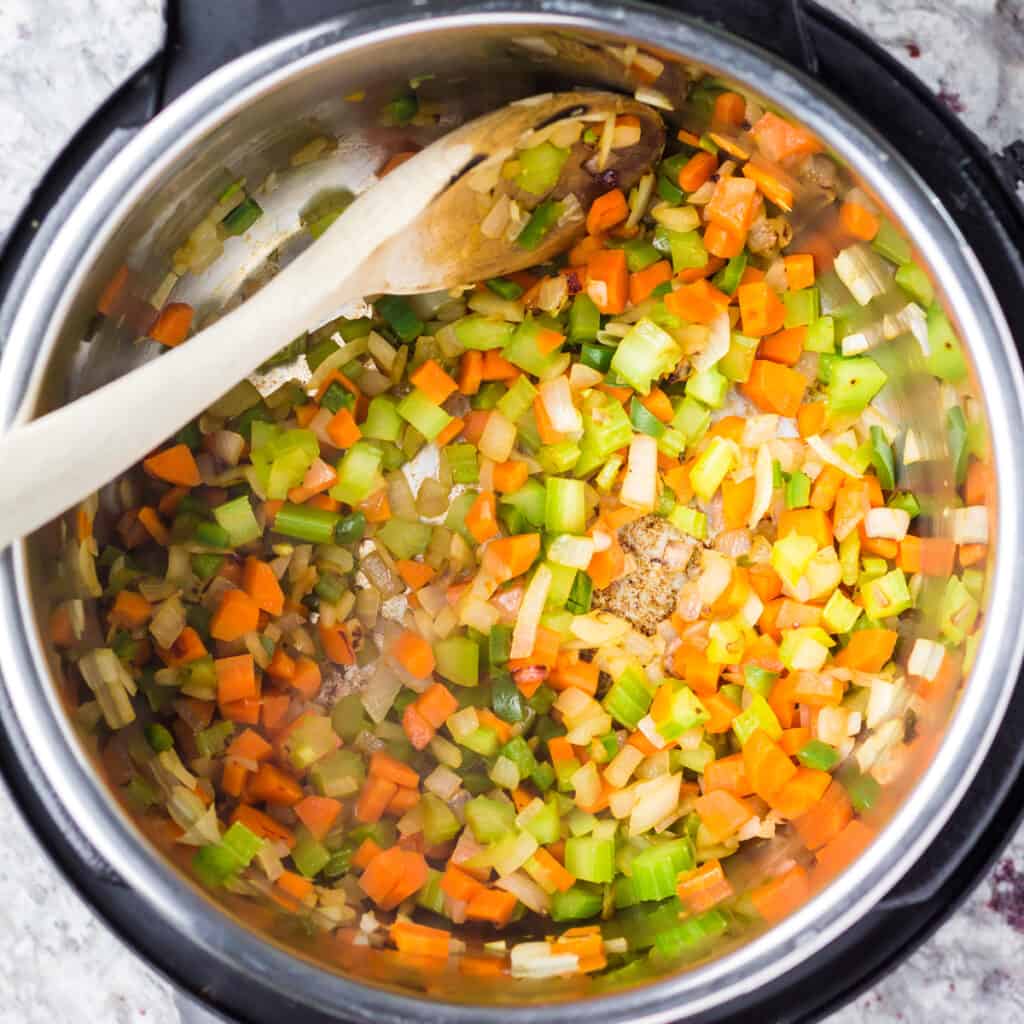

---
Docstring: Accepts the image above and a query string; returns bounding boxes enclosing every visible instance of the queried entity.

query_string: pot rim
[1,2,1022,1021]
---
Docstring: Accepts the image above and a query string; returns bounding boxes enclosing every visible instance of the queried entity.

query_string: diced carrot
[768,672,797,730]
[778,508,833,549]
[759,325,806,366]
[750,864,811,923]
[369,750,420,789]
[416,682,459,730]
[751,112,823,163]
[508,625,562,672]
[767,766,832,818]
[48,604,76,647]
[215,654,257,704]
[359,488,389,524]
[481,353,520,384]
[677,858,734,913]
[703,690,742,734]
[839,201,880,241]
[549,651,599,696]
[703,221,746,259]
[629,259,673,305]
[459,955,507,978]
[742,160,795,211]
[263,499,284,524]
[586,188,629,235]
[671,643,721,694]
[959,543,987,568]
[493,459,530,494]
[249,762,303,806]
[635,386,672,426]
[411,359,459,405]
[835,628,898,672]
[150,303,194,348]
[289,656,322,700]
[737,282,787,337]
[794,780,853,851]
[693,789,755,843]
[98,265,130,316]
[678,151,718,192]
[232,804,296,849]
[144,444,201,487]
[227,728,274,762]
[387,785,420,815]
[713,91,746,127]
[353,837,383,870]
[743,729,797,801]
[465,491,499,543]
[158,626,208,667]
[466,888,518,926]
[360,847,428,909]
[459,350,484,396]
[548,737,575,763]
[530,847,576,893]
[717,476,754,531]
[859,530,899,560]
[355,775,399,824]
[241,557,285,616]
[318,622,355,666]
[430,415,462,448]
[295,795,343,841]
[809,465,844,511]
[482,533,541,583]
[441,862,486,902]
[274,870,314,907]
[392,629,435,679]
[108,590,153,629]
[395,559,436,591]
[137,506,170,546]
[797,401,827,438]
[391,920,452,960]
[210,589,260,643]
[378,149,418,175]
[585,534,625,590]
[261,694,291,734]
[402,703,434,750]
[585,247,629,315]
[478,709,513,745]
[664,278,730,324]
[779,727,812,757]
[815,819,875,879]
[326,407,362,448]
[706,176,760,236]
[221,759,248,798]
[965,460,992,506]
[742,359,807,417]
[265,646,296,682]
[784,253,816,291]
[703,753,753,796]
[533,395,564,446]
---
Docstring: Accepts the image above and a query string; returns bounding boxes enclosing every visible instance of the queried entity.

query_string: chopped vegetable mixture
[59,69,989,987]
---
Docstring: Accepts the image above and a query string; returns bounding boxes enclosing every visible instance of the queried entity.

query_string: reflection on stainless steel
[0,3,1021,1023]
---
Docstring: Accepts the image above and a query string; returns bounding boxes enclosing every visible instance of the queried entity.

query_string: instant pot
[2,2,1024,1022]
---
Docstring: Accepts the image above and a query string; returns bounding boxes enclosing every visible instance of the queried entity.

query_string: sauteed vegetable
[53,72,988,983]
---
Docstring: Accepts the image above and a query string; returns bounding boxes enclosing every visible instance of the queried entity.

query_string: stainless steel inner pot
[2,2,1023,1021]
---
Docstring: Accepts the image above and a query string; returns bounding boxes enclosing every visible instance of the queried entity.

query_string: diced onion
[496,871,550,915]
[361,663,402,723]
[510,563,552,659]
[748,443,774,529]
[538,376,583,437]
[864,507,910,541]
[621,433,658,512]
[806,434,864,478]
[908,638,946,681]
[628,773,681,836]
[570,611,631,646]
[479,410,517,462]
[950,506,988,544]
[692,311,731,373]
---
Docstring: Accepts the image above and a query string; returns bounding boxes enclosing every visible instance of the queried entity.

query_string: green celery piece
[869,426,896,490]
[545,561,577,611]
[214,495,261,547]
[465,795,516,843]
[804,316,836,354]
[783,287,820,328]
[630,396,666,438]
[267,446,316,500]
[653,683,708,740]
[654,226,708,272]
[503,318,565,376]
[631,839,694,902]
[445,491,478,544]
[454,315,516,351]
[516,198,563,250]
[486,277,523,300]
[657,174,684,205]
[827,356,887,415]
[497,375,538,423]
[576,396,635,475]
[500,477,546,527]
[668,505,707,540]
[501,736,537,778]
[551,883,604,922]
[472,381,505,411]
[611,318,682,395]
[568,293,602,343]
[939,575,979,644]
[274,503,339,544]
[685,366,728,408]
[719,331,760,382]
[871,218,913,265]
[396,389,452,441]
[545,477,586,535]
[538,441,581,476]
[797,739,840,772]
[522,796,561,844]
[281,714,337,771]
[672,395,712,444]
[712,249,748,296]
[565,836,615,883]
[895,261,934,306]
[925,304,967,382]
[222,197,262,236]
[330,441,383,505]
[602,664,653,729]
[743,665,777,698]
[311,749,365,798]
[652,909,728,960]
[292,829,331,878]
[732,694,782,745]
[445,443,479,484]
[844,770,881,812]
[515,141,569,195]
[462,725,500,758]
[376,518,432,559]
[861,568,913,620]
[434,635,480,687]
[786,470,811,509]
[361,397,402,442]
[416,868,446,915]
[376,295,425,343]
[421,793,462,844]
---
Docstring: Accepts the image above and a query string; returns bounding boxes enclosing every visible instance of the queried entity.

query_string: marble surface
[0,2,1022,1022]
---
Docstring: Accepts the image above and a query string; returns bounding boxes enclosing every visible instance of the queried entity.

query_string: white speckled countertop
[1,2,1023,1022]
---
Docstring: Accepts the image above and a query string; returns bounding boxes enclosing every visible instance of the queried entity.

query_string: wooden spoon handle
[0,140,474,551]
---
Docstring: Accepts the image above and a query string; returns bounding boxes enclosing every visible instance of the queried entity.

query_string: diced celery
[421,792,462,844]
[500,477,546,527]
[653,682,708,740]
[669,505,707,540]
[602,664,653,729]
[826,356,888,415]
[719,331,759,382]
[569,294,602,343]
[551,883,604,921]
[362,396,402,442]
[214,496,261,547]
[654,226,708,272]
[565,835,615,883]
[376,518,432,559]
[861,568,913,620]
[939,575,979,644]
[465,795,516,843]
[434,635,480,687]
[732,694,782,745]
[822,589,861,634]
[672,395,711,444]
[538,441,581,475]
[397,389,452,441]
[685,366,728,409]
[521,795,561,845]
[515,141,570,195]
[497,375,538,423]
[293,829,331,878]
[783,287,819,328]
[804,316,835,354]
[925,304,967,382]
[630,396,666,438]
[690,436,736,500]
[330,441,383,505]
[545,477,586,535]
[611,319,682,395]
[311,749,365,798]
[503,318,565,376]
[895,261,934,307]
[871,218,913,265]
[785,470,811,509]
[454,315,516,351]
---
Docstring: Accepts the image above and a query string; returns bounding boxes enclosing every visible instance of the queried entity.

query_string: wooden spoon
[0,90,663,550]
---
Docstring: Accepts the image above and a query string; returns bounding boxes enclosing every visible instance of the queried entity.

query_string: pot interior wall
[16,13,989,1010]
